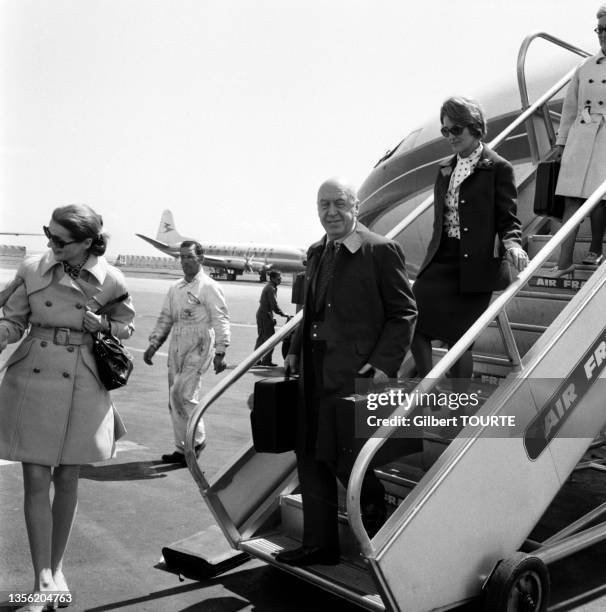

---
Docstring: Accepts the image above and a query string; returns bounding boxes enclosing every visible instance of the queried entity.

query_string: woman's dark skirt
[413,236,492,345]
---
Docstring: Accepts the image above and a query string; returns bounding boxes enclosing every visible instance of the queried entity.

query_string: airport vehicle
[180,32,606,611]
[136,209,306,281]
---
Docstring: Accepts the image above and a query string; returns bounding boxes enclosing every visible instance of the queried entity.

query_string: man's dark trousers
[297,340,385,550]
[254,313,276,365]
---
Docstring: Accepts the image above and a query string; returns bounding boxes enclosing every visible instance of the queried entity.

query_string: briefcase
[251,377,298,453]
[533,160,565,220]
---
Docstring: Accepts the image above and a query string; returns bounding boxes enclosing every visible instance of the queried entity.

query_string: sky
[0,0,600,257]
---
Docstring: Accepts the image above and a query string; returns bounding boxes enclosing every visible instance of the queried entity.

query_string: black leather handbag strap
[94,293,129,315]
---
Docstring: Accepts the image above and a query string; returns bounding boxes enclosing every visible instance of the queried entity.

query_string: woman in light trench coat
[553,4,606,274]
[0,205,135,611]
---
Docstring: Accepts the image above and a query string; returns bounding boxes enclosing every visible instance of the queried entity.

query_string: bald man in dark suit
[275,177,417,566]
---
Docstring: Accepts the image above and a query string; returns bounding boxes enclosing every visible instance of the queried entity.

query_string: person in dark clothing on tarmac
[254,270,289,366]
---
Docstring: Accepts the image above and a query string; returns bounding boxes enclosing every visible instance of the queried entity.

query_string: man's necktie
[314,241,336,314]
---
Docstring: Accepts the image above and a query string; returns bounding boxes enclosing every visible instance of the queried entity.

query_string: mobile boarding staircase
[184,34,606,611]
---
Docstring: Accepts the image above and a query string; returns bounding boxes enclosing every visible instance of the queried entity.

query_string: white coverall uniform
[149,271,230,452]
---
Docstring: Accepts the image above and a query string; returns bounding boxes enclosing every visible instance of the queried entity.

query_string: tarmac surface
[1,268,606,612]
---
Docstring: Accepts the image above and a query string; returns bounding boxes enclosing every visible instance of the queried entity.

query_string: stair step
[375,458,421,508]
[516,289,574,300]
[432,347,514,381]
[527,230,600,260]
[473,325,541,357]
[240,534,385,611]
[526,233,604,297]
[280,494,366,560]
[529,271,593,294]
[376,433,473,499]
[503,291,571,326]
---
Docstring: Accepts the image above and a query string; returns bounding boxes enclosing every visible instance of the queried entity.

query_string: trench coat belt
[29,325,94,346]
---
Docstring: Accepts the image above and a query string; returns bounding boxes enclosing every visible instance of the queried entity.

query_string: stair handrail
[517,31,590,162]
[348,177,606,555]
[185,312,301,491]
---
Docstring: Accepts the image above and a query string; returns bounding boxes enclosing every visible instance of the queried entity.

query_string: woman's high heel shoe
[51,572,70,609]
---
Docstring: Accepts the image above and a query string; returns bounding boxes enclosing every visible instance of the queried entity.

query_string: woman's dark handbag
[250,377,298,452]
[92,293,133,391]
[533,160,565,220]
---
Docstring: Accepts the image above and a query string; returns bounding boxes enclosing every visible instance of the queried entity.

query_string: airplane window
[374,129,423,167]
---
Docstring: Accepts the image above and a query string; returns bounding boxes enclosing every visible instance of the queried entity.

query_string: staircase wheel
[483,553,550,612]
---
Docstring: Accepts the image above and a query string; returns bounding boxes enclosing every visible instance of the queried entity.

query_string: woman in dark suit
[412,97,528,384]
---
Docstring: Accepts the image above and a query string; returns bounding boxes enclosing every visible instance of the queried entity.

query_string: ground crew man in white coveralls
[143,240,230,466]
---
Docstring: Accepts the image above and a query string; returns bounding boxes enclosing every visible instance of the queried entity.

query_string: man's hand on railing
[507,246,530,273]
[284,354,298,376]
[553,145,564,161]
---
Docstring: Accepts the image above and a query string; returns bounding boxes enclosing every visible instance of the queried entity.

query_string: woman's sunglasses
[43,226,80,249]
[440,125,467,137]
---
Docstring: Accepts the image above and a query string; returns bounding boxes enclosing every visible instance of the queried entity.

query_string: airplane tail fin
[156,210,186,245]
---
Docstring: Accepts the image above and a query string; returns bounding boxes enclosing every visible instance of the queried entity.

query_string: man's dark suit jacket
[418,145,522,293]
[289,223,417,468]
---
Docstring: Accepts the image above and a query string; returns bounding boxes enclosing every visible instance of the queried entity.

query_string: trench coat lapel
[71,277,103,303]
[28,251,104,304]
[71,256,106,306]
[24,251,61,296]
